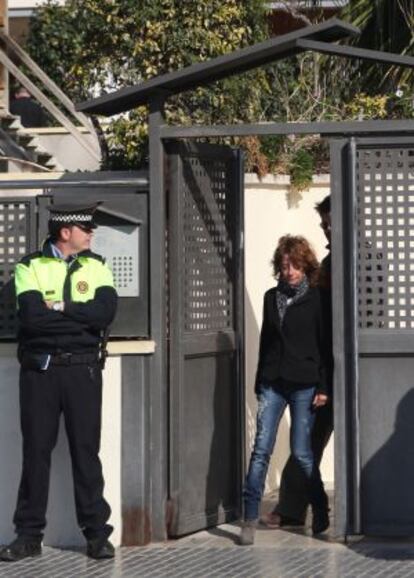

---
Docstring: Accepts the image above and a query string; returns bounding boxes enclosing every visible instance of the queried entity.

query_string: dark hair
[315,195,330,216]
[272,235,319,287]
[48,221,70,243]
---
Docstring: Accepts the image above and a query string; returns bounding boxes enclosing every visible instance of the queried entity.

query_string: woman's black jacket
[254,286,332,395]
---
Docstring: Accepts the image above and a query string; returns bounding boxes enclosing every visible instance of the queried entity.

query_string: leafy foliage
[246,0,414,188]
[27,0,269,169]
[289,148,315,192]
[343,0,414,90]
[25,0,414,190]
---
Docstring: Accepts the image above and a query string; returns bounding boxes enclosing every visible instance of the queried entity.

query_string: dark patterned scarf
[276,276,309,324]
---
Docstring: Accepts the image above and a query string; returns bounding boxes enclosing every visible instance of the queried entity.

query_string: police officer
[0,202,117,562]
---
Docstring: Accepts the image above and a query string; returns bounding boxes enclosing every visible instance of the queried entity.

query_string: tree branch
[275,1,313,27]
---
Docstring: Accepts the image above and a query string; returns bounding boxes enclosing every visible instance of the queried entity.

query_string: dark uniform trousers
[13,361,112,540]
[275,402,333,522]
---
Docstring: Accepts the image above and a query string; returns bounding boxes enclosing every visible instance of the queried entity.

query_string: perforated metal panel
[182,156,234,333]
[168,142,244,537]
[358,147,414,329]
[0,199,36,339]
[336,137,414,538]
[92,225,140,297]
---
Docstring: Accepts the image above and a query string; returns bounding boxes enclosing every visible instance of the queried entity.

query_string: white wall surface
[18,129,101,172]
[0,349,122,547]
[34,131,101,172]
[244,174,334,495]
[9,0,65,8]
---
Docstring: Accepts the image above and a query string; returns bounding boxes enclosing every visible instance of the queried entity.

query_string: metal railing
[0,29,101,161]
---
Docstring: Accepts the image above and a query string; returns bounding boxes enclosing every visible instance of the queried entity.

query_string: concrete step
[0,113,63,172]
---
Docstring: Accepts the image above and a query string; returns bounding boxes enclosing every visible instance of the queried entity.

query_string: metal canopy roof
[296,39,414,68]
[77,18,359,116]
[159,119,414,139]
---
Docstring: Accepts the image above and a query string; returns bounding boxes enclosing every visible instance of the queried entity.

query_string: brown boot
[260,511,305,529]
[260,511,282,529]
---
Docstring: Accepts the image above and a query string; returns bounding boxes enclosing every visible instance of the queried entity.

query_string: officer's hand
[312,393,328,407]
[44,300,54,309]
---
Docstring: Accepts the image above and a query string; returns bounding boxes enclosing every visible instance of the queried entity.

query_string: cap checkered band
[50,214,93,223]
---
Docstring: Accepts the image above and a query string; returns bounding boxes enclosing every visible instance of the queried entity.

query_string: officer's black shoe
[0,537,42,562]
[86,537,115,560]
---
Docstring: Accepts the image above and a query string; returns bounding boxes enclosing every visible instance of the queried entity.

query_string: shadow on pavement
[347,536,414,561]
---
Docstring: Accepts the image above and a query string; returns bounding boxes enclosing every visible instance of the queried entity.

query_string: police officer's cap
[47,202,101,229]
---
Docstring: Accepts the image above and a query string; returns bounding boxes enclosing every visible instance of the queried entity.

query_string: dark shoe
[0,537,42,562]
[239,519,257,546]
[312,508,330,535]
[87,537,115,560]
[260,511,304,529]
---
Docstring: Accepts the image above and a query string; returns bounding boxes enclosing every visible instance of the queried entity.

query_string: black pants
[274,402,333,521]
[13,362,112,540]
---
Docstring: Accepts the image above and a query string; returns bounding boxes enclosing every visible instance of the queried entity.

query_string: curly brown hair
[272,235,320,287]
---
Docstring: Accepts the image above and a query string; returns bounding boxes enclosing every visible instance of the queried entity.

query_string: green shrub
[289,148,315,192]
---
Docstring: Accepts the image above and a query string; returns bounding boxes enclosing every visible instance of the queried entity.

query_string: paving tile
[1,522,414,577]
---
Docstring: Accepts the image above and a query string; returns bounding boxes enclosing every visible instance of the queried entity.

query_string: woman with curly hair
[240,235,331,546]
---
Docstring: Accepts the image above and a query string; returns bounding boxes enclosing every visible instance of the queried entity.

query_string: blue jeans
[243,381,326,521]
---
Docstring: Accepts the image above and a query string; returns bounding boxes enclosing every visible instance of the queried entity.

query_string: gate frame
[77,17,414,542]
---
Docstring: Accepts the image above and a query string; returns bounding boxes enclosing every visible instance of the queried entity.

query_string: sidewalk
[1,520,414,577]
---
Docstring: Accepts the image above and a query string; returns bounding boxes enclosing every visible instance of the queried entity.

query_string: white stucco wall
[13,128,101,172]
[244,174,334,494]
[31,129,100,172]
[0,348,122,547]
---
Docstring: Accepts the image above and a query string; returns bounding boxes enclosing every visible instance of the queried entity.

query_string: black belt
[49,352,99,366]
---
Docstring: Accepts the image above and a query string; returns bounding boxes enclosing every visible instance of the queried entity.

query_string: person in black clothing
[239,235,331,546]
[10,86,46,128]
[0,203,117,562]
[262,195,333,530]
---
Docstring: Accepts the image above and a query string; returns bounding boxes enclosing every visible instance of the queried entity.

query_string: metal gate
[332,136,414,536]
[167,142,244,536]
[0,197,37,339]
